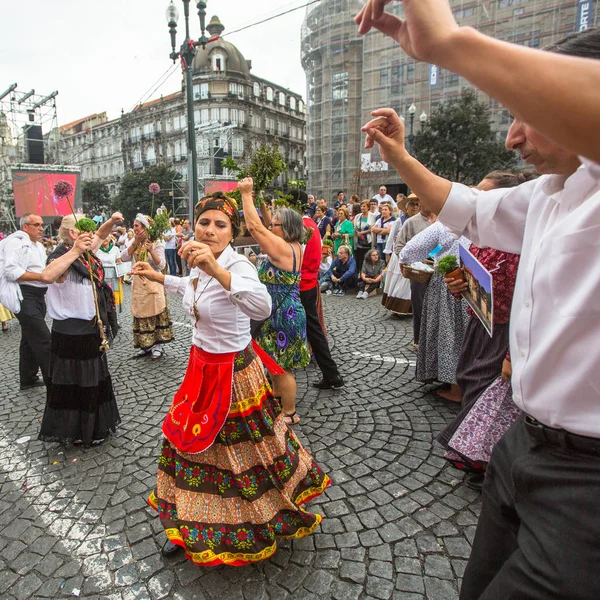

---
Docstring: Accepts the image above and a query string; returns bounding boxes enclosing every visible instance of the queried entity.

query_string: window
[253,82,261,97]
[211,108,220,122]
[134,149,142,165]
[279,92,286,106]
[447,73,459,87]
[298,100,304,113]
[266,87,274,102]
[220,108,229,122]
[212,53,225,72]
[289,97,296,111]
[238,110,245,125]
[194,83,209,99]
[200,108,209,124]
[252,114,262,129]
[166,144,172,158]
[332,72,349,100]
[229,83,244,97]
[219,136,228,152]
[147,146,156,163]
[379,68,389,87]
[194,110,200,124]
[232,136,243,157]
[231,109,239,124]
[278,121,288,136]
[265,117,276,133]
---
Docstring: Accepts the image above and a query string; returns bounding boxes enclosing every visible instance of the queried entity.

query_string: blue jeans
[165,249,178,276]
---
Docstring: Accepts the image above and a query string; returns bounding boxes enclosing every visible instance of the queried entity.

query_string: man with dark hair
[358,11,600,597]
[288,189,344,390]
[2,213,51,389]
[334,191,345,210]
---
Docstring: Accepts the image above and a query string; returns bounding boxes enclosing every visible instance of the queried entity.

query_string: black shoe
[312,376,345,390]
[20,380,45,391]
[161,540,183,557]
[464,472,485,492]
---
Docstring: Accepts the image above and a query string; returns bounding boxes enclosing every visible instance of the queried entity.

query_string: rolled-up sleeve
[4,239,26,282]
[227,261,272,320]
[150,244,166,271]
[120,246,132,262]
[439,181,534,254]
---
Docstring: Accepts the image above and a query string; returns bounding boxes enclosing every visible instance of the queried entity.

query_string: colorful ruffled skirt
[148,344,330,567]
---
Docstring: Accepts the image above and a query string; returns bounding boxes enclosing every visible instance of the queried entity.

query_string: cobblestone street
[0,287,481,600]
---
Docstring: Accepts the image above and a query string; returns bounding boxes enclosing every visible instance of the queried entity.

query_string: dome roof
[192,16,251,75]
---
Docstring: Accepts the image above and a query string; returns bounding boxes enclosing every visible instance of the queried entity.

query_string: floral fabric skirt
[148,346,330,567]
[132,307,173,350]
[443,376,522,472]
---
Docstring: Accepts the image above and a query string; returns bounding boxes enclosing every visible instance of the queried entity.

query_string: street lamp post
[407,103,416,154]
[419,111,427,130]
[166,0,210,222]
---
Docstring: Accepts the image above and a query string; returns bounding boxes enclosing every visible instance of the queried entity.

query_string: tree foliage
[82,181,110,218]
[111,165,181,223]
[412,90,517,185]
[223,144,287,206]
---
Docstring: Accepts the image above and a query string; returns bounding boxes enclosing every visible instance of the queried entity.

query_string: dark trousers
[15,286,51,385]
[460,416,600,600]
[300,286,341,381]
[357,280,379,295]
[410,279,428,345]
[175,251,182,276]
[354,246,370,275]
[165,249,178,276]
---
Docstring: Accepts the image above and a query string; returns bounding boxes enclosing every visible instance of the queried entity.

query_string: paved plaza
[0,287,481,600]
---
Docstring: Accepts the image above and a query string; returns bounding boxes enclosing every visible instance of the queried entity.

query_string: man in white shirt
[372,185,397,210]
[360,26,600,600]
[163,224,178,276]
[3,213,51,390]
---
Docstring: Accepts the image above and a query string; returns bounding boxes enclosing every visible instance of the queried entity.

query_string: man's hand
[501,359,512,381]
[331,275,339,283]
[239,177,253,196]
[444,276,468,294]
[362,108,407,165]
[354,0,460,65]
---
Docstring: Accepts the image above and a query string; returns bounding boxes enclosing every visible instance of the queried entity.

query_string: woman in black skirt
[38,213,123,447]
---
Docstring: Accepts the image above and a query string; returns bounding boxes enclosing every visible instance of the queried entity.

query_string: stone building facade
[301,0,599,202]
[49,17,306,208]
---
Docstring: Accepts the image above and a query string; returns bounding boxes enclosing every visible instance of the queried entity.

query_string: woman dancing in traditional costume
[133,192,330,566]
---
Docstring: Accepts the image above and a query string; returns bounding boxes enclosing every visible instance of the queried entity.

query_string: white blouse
[164,245,272,354]
[47,275,95,321]
[97,246,121,268]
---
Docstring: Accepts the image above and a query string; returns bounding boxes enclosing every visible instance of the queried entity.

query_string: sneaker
[464,472,485,492]
[362,291,370,299]
[19,380,45,391]
[312,376,345,390]
[356,292,363,299]
[334,290,345,296]
[135,348,150,358]
[152,348,163,360]
[325,290,333,295]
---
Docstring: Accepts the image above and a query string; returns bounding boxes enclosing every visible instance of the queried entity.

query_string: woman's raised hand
[73,232,93,256]
[239,177,254,195]
[131,261,157,281]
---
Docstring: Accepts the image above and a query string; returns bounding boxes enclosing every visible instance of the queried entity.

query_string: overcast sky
[1,0,313,128]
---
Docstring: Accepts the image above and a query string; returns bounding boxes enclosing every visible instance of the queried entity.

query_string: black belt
[525,416,600,456]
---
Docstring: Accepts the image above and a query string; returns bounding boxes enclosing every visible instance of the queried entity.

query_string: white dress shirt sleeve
[120,245,133,262]
[439,180,540,254]
[150,243,166,272]
[3,237,28,281]
[226,260,272,321]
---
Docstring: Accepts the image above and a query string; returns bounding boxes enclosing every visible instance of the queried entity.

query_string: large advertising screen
[11,169,82,218]
[204,180,239,195]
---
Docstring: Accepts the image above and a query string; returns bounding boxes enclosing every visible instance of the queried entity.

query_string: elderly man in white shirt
[361,29,600,600]
[372,185,397,210]
[2,213,51,390]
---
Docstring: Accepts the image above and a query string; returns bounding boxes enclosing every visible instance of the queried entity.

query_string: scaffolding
[0,84,60,232]
[302,0,599,202]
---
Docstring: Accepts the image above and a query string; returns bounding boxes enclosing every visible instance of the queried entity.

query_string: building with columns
[48,16,306,211]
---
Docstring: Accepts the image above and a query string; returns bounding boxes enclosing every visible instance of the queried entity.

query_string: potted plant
[437,255,464,282]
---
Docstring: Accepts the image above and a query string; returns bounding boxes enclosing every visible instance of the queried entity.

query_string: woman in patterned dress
[240,178,311,426]
[132,192,330,565]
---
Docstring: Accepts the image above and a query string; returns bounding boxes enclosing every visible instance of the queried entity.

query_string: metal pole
[184,65,198,223]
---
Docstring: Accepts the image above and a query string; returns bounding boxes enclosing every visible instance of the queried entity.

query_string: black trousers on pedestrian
[15,285,51,385]
[410,280,428,345]
[357,280,379,294]
[460,415,600,600]
[300,286,341,381]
